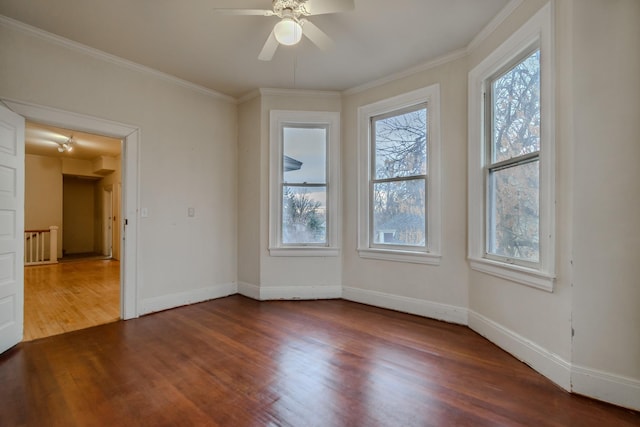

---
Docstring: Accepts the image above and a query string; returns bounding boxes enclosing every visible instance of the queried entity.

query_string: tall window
[269,110,340,256]
[486,48,540,265]
[281,125,328,245]
[371,105,427,248]
[468,3,554,290]
[358,85,441,265]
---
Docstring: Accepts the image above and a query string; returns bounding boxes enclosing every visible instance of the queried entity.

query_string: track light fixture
[57,136,74,153]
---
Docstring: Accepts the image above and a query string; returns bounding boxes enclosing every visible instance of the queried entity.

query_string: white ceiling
[0,0,511,98]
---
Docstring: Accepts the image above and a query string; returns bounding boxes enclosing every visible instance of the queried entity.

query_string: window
[358,85,441,264]
[468,3,555,290]
[269,110,340,256]
[486,47,541,266]
[371,105,427,247]
[282,126,327,245]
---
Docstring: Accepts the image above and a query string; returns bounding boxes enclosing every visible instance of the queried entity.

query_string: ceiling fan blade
[301,20,333,51]
[258,30,279,61]
[213,9,275,16]
[304,0,355,15]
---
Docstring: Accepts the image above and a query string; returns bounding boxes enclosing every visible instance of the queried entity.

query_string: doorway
[24,121,123,340]
[3,98,139,328]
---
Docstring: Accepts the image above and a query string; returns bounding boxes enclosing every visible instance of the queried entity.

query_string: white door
[0,105,25,354]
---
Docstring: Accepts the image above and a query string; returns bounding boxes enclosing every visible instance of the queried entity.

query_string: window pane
[374,108,427,179]
[283,127,326,183]
[282,186,327,244]
[373,179,425,246]
[492,50,540,163]
[488,161,539,262]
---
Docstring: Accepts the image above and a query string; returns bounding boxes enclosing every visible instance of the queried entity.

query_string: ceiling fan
[214,0,354,61]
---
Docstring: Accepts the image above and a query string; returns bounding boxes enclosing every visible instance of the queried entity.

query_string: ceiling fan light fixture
[273,17,302,46]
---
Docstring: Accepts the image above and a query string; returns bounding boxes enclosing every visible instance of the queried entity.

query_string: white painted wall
[569,0,640,408]
[465,0,574,387]
[237,90,343,299]
[237,96,261,287]
[466,0,640,409]
[0,20,238,312]
[341,56,470,323]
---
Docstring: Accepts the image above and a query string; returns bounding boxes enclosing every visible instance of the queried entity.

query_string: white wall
[237,96,261,287]
[569,0,640,408]
[466,0,640,409]
[341,57,470,323]
[342,0,639,410]
[237,89,343,300]
[466,0,574,387]
[0,19,238,313]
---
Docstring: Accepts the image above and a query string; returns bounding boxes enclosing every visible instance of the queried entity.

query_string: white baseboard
[139,282,238,315]
[468,310,572,391]
[572,364,640,411]
[237,282,342,301]
[237,282,261,300]
[342,286,468,325]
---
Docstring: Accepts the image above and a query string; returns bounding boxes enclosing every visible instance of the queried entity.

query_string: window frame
[357,85,441,265]
[269,110,340,257]
[468,3,555,290]
[484,44,541,268]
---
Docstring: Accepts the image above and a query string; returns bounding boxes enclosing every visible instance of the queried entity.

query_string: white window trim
[468,3,555,291]
[269,110,340,257]
[357,85,442,265]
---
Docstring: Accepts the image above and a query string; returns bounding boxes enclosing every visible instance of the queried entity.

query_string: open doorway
[23,121,122,341]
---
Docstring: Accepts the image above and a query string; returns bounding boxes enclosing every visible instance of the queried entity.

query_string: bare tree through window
[372,105,427,247]
[487,49,540,262]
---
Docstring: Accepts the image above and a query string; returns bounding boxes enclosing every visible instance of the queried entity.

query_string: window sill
[358,248,441,265]
[469,257,555,292]
[269,247,340,257]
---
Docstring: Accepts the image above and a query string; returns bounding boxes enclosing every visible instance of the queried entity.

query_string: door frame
[103,185,113,257]
[4,98,139,320]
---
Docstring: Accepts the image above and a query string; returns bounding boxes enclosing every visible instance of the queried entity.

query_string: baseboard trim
[468,310,572,391]
[342,286,468,325]
[572,364,640,411]
[237,282,261,300]
[237,282,342,301]
[139,282,238,315]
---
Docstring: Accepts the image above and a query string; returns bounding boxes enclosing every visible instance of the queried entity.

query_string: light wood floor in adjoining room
[24,259,120,341]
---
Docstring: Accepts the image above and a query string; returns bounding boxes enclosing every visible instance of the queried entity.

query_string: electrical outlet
[141,208,148,218]
[188,207,195,217]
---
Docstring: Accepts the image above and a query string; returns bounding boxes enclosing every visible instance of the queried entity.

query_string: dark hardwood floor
[1,295,638,426]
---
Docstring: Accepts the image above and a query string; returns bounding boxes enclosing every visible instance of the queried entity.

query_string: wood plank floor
[23,259,120,341]
[1,295,638,426]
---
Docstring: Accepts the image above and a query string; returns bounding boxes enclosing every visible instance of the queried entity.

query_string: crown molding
[342,48,467,96]
[0,15,236,104]
[259,88,341,98]
[237,89,261,104]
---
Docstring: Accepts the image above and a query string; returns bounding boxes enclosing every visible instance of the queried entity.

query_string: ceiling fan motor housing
[272,0,311,18]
